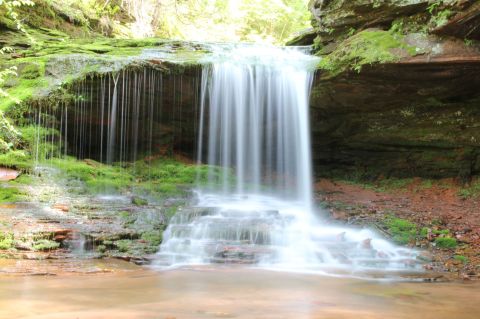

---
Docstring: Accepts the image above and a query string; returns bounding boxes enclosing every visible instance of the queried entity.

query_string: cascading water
[155,45,422,276]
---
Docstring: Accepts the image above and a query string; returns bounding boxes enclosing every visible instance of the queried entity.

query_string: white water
[155,44,422,276]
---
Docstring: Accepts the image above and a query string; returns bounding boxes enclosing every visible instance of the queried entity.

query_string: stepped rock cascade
[155,45,423,276]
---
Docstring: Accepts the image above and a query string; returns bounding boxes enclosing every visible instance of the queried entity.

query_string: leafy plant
[453,255,468,264]
[435,237,457,249]
[0,0,35,105]
[384,217,418,245]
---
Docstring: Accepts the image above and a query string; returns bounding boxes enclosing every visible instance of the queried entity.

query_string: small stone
[52,204,69,212]
[0,168,20,181]
[361,238,372,249]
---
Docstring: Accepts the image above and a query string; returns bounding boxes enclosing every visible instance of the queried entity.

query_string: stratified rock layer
[308,0,480,179]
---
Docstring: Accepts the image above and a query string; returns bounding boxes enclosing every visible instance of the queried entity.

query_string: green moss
[458,178,480,199]
[32,239,60,251]
[50,157,133,193]
[435,237,457,249]
[132,197,148,206]
[0,60,49,112]
[0,232,14,250]
[20,63,42,79]
[430,9,454,28]
[318,30,417,76]
[141,230,163,246]
[114,239,133,253]
[453,255,469,264]
[419,180,433,189]
[0,186,25,203]
[8,174,33,185]
[420,227,450,238]
[131,158,223,198]
[0,150,34,171]
[96,244,107,253]
[384,217,418,245]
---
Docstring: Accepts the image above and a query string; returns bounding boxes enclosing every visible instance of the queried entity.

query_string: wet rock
[0,168,20,181]
[114,255,131,262]
[332,211,347,220]
[417,251,434,263]
[14,242,32,251]
[433,2,480,40]
[52,204,69,212]
[361,238,372,249]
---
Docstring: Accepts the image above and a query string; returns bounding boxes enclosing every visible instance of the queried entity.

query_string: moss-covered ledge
[0,38,210,174]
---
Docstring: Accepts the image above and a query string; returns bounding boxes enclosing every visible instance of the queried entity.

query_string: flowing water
[155,45,422,277]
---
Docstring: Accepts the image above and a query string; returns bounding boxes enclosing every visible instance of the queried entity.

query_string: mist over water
[155,45,423,276]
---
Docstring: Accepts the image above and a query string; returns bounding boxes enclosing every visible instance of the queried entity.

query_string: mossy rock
[32,239,60,251]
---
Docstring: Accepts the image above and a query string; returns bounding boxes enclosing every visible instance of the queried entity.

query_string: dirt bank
[316,178,480,280]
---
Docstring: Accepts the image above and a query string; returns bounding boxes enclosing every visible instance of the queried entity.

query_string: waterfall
[29,44,422,276]
[156,45,422,275]
[197,46,314,207]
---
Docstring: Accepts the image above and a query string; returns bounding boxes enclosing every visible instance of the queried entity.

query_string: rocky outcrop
[308,0,480,180]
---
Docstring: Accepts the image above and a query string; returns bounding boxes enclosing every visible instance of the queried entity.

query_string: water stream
[155,45,422,277]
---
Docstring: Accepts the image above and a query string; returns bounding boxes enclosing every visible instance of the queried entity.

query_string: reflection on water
[0,267,477,319]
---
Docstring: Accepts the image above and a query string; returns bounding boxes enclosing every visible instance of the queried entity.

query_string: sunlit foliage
[75,0,311,44]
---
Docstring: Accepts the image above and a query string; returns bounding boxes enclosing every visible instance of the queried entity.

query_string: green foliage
[236,0,311,44]
[20,64,42,79]
[50,157,133,193]
[132,196,148,206]
[141,230,162,246]
[420,227,450,238]
[0,232,14,250]
[0,186,24,203]
[0,0,35,35]
[430,9,453,28]
[458,178,480,199]
[318,30,417,76]
[96,244,106,253]
[114,239,133,253]
[0,112,21,154]
[435,237,457,249]
[32,239,60,251]
[131,158,220,197]
[152,0,311,44]
[384,217,418,245]
[0,0,35,105]
[453,255,469,264]
[0,66,49,112]
[427,0,455,29]
[0,150,33,170]
[48,156,210,198]
[19,125,60,161]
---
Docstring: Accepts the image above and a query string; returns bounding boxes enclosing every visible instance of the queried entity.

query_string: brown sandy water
[0,266,478,319]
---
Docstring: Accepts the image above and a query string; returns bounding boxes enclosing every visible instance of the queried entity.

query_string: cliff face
[308,0,480,180]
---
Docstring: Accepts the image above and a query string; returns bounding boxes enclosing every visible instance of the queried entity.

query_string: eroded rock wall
[308,0,480,180]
